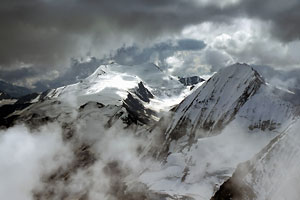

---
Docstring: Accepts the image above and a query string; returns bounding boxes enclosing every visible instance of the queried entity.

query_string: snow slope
[140,121,275,199]
[45,67,141,106]
[138,64,299,200]
[212,119,300,200]
[44,63,184,108]
[166,63,296,142]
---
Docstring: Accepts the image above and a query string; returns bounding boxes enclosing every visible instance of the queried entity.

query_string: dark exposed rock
[248,120,279,131]
[0,90,11,100]
[105,107,126,128]
[61,122,76,141]
[79,101,104,111]
[132,81,154,103]
[211,161,256,200]
[179,76,205,86]
[73,144,96,169]
[123,93,156,125]
[211,127,295,200]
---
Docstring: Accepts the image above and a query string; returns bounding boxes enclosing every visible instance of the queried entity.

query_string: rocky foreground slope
[0,63,299,200]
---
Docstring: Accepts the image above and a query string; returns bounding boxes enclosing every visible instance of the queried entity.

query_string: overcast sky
[1,0,300,89]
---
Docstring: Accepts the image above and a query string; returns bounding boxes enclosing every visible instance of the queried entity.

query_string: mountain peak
[217,63,265,84]
[166,63,265,140]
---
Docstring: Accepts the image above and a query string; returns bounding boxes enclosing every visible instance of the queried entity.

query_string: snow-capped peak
[166,63,265,139]
[44,63,186,109]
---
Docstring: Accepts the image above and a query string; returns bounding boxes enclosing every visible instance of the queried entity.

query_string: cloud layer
[1,0,300,88]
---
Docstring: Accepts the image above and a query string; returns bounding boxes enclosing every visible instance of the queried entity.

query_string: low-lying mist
[0,111,165,200]
[0,124,73,200]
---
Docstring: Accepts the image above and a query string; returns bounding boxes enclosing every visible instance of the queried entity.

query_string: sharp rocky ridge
[0,62,299,200]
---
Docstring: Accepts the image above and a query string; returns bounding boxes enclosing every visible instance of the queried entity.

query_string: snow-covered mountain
[0,63,190,128]
[212,120,300,200]
[166,64,295,141]
[137,63,299,199]
[43,63,184,106]
[0,63,299,200]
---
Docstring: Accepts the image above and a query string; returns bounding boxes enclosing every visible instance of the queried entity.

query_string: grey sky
[1,0,300,88]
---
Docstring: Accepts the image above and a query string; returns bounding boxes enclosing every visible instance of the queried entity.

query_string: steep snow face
[138,64,298,200]
[236,86,296,132]
[212,119,300,200]
[166,64,265,140]
[166,64,297,142]
[140,122,275,200]
[242,121,300,200]
[45,67,142,107]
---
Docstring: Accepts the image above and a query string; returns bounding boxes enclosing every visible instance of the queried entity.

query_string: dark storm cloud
[33,57,105,91]
[240,0,300,42]
[0,38,206,91]
[113,39,206,65]
[0,67,39,82]
[1,0,300,72]
[0,57,105,91]
[0,0,227,70]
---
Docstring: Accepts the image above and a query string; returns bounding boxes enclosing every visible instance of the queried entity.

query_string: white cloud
[0,124,73,200]
[164,51,213,77]
[193,0,241,8]
[180,18,300,71]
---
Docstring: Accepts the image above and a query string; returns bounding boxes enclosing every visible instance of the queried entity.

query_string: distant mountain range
[0,80,32,98]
